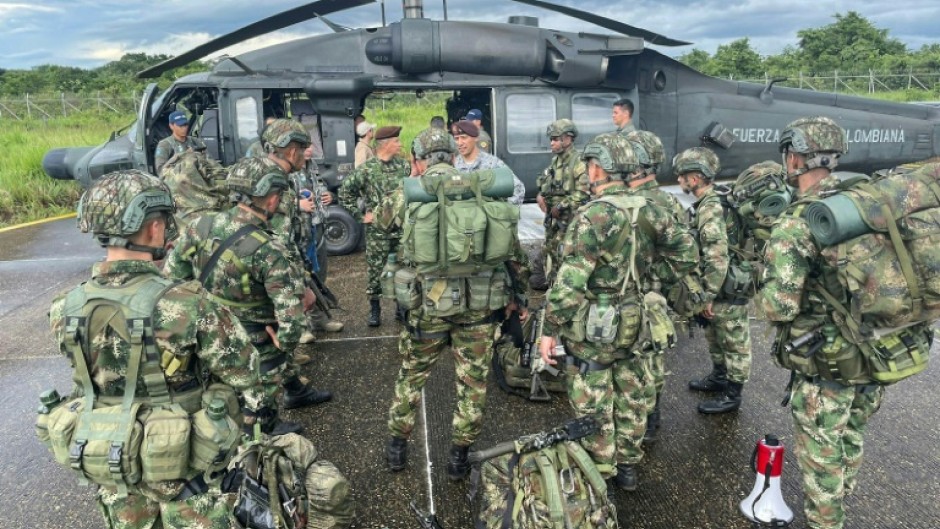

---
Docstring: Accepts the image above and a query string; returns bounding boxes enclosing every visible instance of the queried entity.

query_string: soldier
[536,118,590,283]
[385,128,529,480]
[49,170,264,528]
[453,119,526,204]
[154,110,206,176]
[464,108,493,153]
[675,147,753,414]
[760,116,933,529]
[339,125,410,327]
[354,120,376,168]
[612,98,636,135]
[245,117,277,158]
[540,134,698,492]
[165,156,332,436]
[623,129,688,442]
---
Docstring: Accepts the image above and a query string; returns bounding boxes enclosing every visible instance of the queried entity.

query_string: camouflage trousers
[96,486,233,529]
[563,348,655,477]
[388,312,499,446]
[254,338,298,411]
[789,376,884,529]
[542,226,564,284]
[365,227,399,300]
[704,302,752,384]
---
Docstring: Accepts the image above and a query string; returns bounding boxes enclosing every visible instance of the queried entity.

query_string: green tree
[707,38,763,79]
[678,49,711,72]
[797,11,907,72]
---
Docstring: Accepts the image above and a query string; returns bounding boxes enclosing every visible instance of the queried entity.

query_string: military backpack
[161,150,230,227]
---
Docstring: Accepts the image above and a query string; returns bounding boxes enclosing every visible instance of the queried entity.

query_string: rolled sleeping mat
[404,166,516,203]
[756,189,793,218]
[804,193,870,246]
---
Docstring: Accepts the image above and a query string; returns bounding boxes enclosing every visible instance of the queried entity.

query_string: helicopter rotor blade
[315,13,353,32]
[137,0,374,78]
[509,0,691,47]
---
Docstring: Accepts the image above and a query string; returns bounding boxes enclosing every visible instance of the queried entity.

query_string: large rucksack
[395,166,519,318]
[492,308,567,401]
[162,150,229,226]
[224,432,355,529]
[469,417,618,529]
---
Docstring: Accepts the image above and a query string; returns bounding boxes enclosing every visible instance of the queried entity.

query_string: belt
[566,356,614,374]
[799,374,880,393]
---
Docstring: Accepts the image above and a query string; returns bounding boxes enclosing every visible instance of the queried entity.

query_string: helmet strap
[125,243,167,261]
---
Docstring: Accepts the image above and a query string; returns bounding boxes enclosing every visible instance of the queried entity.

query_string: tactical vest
[41,276,240,497]
[395,165,518,318]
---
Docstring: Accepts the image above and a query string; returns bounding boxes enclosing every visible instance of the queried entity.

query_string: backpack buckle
[69,439,87,470]
[559,467,575,495]
[108,442,124,475]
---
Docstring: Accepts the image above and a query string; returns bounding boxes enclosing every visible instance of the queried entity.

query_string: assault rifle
[468,416,599,463]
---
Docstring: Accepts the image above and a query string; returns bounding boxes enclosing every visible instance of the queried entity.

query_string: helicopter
[41,0,940,255]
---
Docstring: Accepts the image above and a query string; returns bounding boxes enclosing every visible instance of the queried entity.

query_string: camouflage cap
[732,160,787,205]
[624,130,665,168]
[412,127,457,158]
[581,133,639,176]
[227,156,289,198]
[262,118,312,149]
[673,147,721,180]
[779,116,847,155]
[77,169,177,245]
[546,119,578,138]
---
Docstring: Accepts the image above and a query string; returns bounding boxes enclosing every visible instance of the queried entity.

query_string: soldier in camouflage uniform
[536,119,590,284]
[160,149,228,229]
[49,170,264,529]
[166,156,332,436]
[339,125,410,327]
[385,128,530,481]
[622,130,689,443]
[760,116,931,529]
[540,134,698,492]
[675,147,753,414]
[154,111,206,176]
[612,98,636,135]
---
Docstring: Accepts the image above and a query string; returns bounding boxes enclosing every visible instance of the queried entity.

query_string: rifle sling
[199,224,262,287]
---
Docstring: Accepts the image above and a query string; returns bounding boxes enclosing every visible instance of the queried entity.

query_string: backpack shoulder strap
[594,195,648,296]
[198,223,263,286]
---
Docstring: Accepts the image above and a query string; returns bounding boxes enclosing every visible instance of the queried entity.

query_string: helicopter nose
[42,147,92,181]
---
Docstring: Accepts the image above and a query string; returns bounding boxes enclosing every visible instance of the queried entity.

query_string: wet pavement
[1,217,938,529]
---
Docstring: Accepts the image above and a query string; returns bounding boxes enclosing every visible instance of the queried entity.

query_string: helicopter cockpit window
[572,93,621,146]
[235,97,260,158]
[506,94,555,153]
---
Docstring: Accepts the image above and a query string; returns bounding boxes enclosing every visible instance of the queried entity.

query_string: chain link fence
[0,92,140,121]
[734,69,940,96]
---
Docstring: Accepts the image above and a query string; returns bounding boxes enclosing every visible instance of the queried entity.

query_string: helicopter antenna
[443,0,448,20]
[381,0,387,26]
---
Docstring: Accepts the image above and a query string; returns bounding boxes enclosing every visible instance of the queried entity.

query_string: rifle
[468,416,599,464]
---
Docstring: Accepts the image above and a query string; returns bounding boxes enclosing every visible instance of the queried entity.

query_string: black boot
[698,381,743,414]
[368,299,381,327]
[604,478,617,502]
[614,464,637,491]
[447,444,471,481]
[642,400,661,445]
[254,408,304,436]
[282,376,333,410]
[688,363,728,392]
[386,436,408,471]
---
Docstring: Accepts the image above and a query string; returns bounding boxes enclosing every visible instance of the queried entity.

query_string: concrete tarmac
[1,218,938,529]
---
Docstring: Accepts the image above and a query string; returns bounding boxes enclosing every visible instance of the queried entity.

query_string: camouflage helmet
[581,133,639,177]
[227,156,289,198]
[732,160,787,203]
[412,127,457,159]
[546,119,578,138]
[779,116,847,156]
[673,147,721,180]
[262,118,312,149]
[77,169,177,246]
[624,130,665,169]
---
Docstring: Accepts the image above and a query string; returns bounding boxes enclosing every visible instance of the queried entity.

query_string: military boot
[387,436,408,471]
[447,444,471,481]
[688,363,728,392]
[368,299,381,327]
[642,400,661,445]
[614,464,638,491]
[282,376,333,410]
[256,408,304,436]
[698,381,743,414]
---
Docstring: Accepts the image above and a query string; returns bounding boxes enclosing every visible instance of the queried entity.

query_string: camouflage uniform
[477,128,493,153]
[616,122,636,135]
[455,151,526,205]
[160,150,228,228]
[245,139,265,158]
[544,135,698,480]
[154,135,206,176]
[338,155,410,300]
[48,171,262,529]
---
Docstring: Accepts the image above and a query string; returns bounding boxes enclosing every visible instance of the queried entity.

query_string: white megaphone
[740,434,794,527]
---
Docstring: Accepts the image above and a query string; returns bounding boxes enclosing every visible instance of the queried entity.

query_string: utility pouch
[466,270,495,311]
[584,300,619,344]
[381,257,402,300]
[140,405,192,482]
[666,274,708,317]
[865,326,932,384]
[487,267,511,311]
[190,402,240,473]
[772,323,820,377]
[394,267,422,310]
[720,263,756,302]
[561,302,590,343]
[482,201,519,263]
[202,383,243,426]
[445,201,488,263]
[635,292,676,355]
[46,398,86,465]
[69,402,144,488]
[614,301,642,349]
[421,276,465,317]
[404,203,440,265]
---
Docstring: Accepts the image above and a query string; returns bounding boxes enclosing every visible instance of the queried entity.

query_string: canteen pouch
[190,408,240,472]
[394,267,422,310]
[202,383,243,425]
[140,406,191,482]
[635,292,676,354]
[69,402,144,487]
[46,398,86,465]
[584,302,619,344]
[421,276,465,317]
[381,259,402,300]
[614,301,642,349]
[720,263,756,303]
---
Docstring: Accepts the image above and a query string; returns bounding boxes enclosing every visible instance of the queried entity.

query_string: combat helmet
[546,119,578,138]
[673,147,721,181]
[77,169,177,257]
[581,133,640,187]
[262,118,312,150]
[227,156,290,200]
[625,130,665,174]
[412,127,457,159]
[779,116,847,178]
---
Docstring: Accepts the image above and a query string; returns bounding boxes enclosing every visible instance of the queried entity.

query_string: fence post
[26,93,31,119]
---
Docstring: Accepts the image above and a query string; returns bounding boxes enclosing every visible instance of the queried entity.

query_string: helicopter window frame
[572,92,622,147]
[505,93,556,154]
[235,96,261,158]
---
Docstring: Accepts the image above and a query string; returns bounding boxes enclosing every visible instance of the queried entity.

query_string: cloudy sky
[1,0,937,70]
